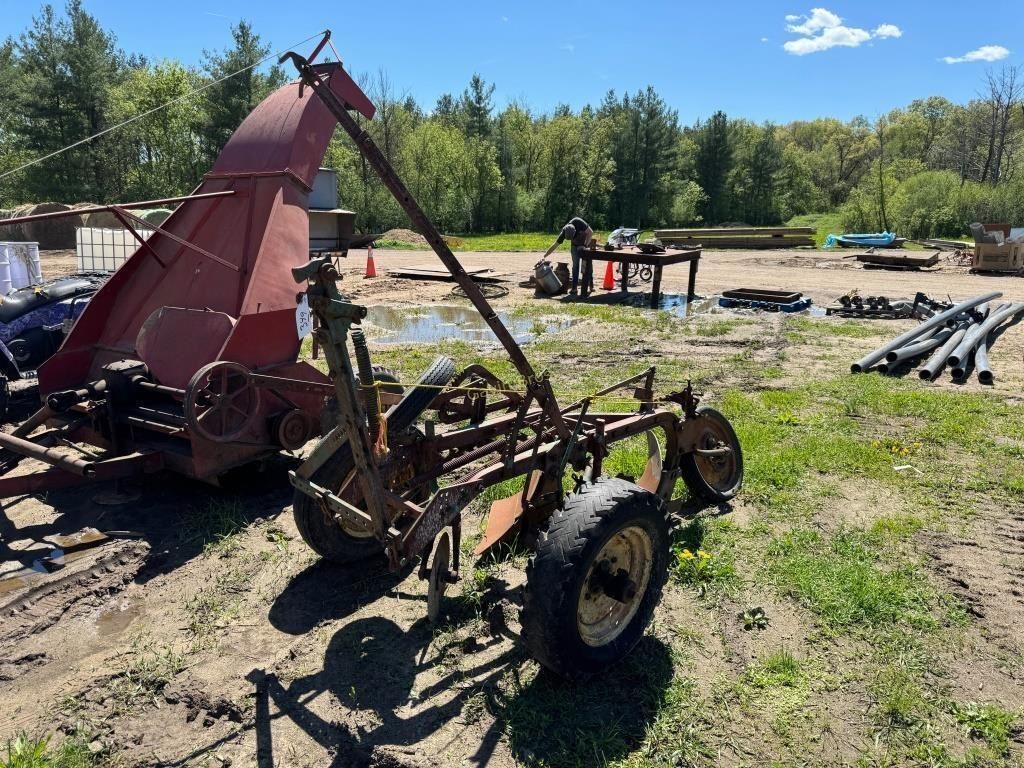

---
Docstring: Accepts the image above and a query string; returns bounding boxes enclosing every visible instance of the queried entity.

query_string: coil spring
[351,329,380,442]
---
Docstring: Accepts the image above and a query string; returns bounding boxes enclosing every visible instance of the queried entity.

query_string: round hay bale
[0,208,28,242]
[83,210,123,229]
[138,208,172,226]
[70,202,98,228]
[24,202,75,249]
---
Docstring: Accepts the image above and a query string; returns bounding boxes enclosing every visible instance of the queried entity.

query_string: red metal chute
[39,63,374,394]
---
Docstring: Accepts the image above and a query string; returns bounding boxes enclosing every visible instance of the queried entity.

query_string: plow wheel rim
[333,468,375,539]
[694,415,739,493]
[427,528,452,623]
[185,361,262,443]
[576,524,653,647]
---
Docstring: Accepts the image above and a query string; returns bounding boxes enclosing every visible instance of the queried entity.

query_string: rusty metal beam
[0,191,235,227]
[0,452,164,498]
[283,51,570,441]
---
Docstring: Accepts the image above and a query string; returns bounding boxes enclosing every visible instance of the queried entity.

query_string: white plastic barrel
[8,241,42,288]
[0,243,15,295]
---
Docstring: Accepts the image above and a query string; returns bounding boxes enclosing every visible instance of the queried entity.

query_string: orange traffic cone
[364,244,377,278]
[602,260,616,290]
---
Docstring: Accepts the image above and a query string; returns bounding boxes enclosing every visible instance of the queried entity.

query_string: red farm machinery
[0,34,743,679]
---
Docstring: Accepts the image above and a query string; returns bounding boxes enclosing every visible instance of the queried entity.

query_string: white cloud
[782,8,901,55]
[942,44,1010,64]
[786,7,841,36]
[761,37,769,43]
[784,23,870,55]
[560,43,575,53]
[501,15,508,22]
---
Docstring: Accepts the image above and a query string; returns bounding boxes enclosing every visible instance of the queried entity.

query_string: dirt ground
[1,246,1022,766]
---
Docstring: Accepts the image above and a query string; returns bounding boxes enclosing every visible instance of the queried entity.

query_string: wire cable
[0,29,327,181]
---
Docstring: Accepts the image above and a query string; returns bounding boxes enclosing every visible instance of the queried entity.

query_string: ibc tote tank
[0,243,14,295]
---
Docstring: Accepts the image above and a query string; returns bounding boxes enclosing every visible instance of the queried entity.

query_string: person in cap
[542,216,594,295]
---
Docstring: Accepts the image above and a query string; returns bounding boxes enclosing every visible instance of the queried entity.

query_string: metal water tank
[534,260,562,294]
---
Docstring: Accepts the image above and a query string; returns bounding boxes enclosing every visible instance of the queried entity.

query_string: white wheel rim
[576,524,653,647]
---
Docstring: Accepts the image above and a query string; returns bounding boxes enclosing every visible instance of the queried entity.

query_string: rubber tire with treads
[321,365,406,437]
[519,477,669,680]
[679,406,743,503]
[294,355,456,564]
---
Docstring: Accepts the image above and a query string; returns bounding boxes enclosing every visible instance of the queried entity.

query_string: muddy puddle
[95,598,144,638]
[365,305,574,344]
[656,293,719,317]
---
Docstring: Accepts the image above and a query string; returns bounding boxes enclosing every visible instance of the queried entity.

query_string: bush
[842,171,1024,239]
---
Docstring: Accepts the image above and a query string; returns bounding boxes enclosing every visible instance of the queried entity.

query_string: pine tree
[199,21,284,165]
[461,74,494,138]
[695,111,733,224]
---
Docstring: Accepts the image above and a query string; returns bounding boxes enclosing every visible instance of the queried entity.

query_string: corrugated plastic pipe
[950,302,1024,372]
[851,291,1001,373]
[918,327,967,381]
[878,326,955,373]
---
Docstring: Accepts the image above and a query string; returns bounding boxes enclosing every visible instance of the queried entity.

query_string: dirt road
[40,246,1024,305]
[342,247,1024,306]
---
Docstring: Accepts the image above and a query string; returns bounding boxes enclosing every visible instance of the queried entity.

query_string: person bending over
[542,216,594,295]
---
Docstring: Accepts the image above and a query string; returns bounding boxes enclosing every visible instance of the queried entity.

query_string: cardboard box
[973,242,1022,272]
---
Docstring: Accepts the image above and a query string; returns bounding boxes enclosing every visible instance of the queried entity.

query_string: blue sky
[2,0,1021,124]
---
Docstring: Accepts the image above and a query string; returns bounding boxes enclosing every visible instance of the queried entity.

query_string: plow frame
[282,46,732,574]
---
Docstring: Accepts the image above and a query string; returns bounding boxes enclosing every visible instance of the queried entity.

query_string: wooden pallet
[660,236,815,249]
[655,227,814,237]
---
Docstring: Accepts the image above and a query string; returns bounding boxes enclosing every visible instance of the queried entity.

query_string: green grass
[104,634,186,711]
[786,212,843,248]
[450,231,634,252]
[1,734,97,768]
[951,701,1019,755]
[373,237,429,250]
[767,527,952,631]
[744,648,804,689]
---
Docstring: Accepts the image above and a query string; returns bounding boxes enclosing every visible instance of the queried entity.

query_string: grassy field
[377,220,966,253]
[786,212,843,247]
[360,302,1024,766]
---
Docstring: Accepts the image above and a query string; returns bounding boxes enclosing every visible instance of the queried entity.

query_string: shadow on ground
[251,610,673,767]
[0,453,299,581]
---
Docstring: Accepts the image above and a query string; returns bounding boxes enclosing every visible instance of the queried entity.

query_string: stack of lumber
[654,226,815,249]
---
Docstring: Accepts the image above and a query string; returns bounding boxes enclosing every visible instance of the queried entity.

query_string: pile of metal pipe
[851,291,1024,384]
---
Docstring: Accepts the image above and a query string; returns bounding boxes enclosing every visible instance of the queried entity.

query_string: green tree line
[3,2,1023,239]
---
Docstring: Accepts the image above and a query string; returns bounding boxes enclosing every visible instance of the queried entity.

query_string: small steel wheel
[520,477,669,680]
[680,406,743,502]
[185,361,261,443]
[639,265,653,282]
[426,528,452,623]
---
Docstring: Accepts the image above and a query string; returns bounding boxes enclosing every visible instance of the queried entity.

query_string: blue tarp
[824,231,897,248]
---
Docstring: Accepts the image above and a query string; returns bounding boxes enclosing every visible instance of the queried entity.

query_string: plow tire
[680,406,743,503]
[520,478,669,680]
[322,366,407,436]
[294,356,455,564]
[293,444,378,564]
[385,355,455,426]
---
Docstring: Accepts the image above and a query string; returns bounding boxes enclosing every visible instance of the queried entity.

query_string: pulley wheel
[427,528,453,623]
[185,361,262,443]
